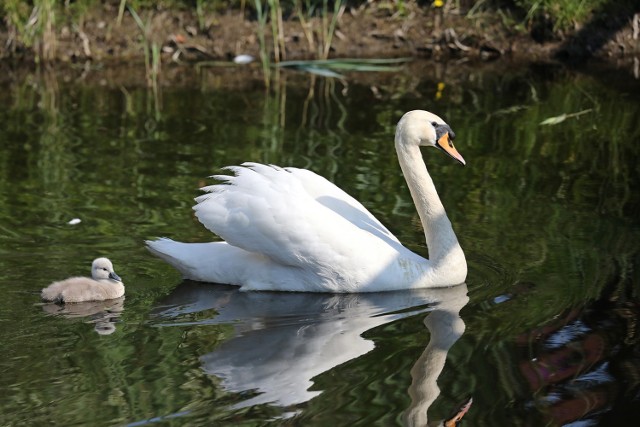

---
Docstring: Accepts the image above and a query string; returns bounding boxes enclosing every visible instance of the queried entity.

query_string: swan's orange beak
[436,133,466,165]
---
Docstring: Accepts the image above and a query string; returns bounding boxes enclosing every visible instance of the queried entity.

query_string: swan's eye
[431,121,438,127]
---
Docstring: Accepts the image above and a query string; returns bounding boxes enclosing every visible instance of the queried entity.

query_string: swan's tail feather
[146,239,190,277]
[146,238,215,280]
[146,238,253,286]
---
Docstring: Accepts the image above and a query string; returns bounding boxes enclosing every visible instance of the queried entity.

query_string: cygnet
[41,257,124,303]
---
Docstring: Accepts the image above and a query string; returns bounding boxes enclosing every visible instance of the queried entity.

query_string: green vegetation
[2,0,57,61]
[513,0,608,31]
[1,0,634,64]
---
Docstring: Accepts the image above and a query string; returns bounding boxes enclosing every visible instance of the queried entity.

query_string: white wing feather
[192,164,405,285]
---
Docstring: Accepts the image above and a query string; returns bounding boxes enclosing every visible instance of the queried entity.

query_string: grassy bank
[1,1,637,67]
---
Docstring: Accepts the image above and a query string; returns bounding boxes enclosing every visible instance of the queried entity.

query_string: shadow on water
[148,281,469,425]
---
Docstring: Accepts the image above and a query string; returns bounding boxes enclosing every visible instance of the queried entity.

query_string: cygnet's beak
[436,132,466,165]
[109,271,122,282]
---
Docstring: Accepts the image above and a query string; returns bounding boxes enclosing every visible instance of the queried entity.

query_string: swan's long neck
[395,137,465,270]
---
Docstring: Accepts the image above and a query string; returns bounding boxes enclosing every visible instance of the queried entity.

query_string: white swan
[41,258,124,303]
[147,110,467,292]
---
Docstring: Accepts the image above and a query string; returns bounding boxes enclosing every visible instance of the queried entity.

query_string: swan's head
[91,257,122,282]
[395,110,465,165]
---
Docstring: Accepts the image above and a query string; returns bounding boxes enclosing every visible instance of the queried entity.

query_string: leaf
[276,58,411,76]
[296,66,344,78]
[277,58,412,67]
[493,105,529,116]
[539,114,567,126]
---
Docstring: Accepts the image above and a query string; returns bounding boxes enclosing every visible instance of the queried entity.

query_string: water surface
[0,61,639,426]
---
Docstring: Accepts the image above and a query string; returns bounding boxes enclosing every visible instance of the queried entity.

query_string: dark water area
[0,60,639,426]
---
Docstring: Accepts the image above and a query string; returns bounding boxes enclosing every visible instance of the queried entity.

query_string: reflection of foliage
[454,70,639,332]
[0,313,237,425]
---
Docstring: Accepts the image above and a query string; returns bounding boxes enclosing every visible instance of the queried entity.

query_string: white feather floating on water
[233,55,255,64]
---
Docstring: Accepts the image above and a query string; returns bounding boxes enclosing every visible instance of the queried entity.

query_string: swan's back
[188,163,420,291]
[279,166,400,246]
[196,164,402,260]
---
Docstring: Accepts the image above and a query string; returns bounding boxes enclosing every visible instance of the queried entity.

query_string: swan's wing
[282,166,400,245]
[193,163,404,278]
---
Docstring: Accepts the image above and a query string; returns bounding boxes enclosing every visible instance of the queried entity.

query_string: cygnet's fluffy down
[41,257,124,303]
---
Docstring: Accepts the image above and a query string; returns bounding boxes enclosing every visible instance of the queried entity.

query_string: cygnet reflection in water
[41,297,125,335]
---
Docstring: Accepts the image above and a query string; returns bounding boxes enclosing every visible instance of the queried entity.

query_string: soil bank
[1,2,639,81]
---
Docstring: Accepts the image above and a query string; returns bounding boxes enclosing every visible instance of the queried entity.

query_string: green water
[0,62,638,426]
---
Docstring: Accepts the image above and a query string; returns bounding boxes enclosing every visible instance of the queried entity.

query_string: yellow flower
[433,0,444,7]
[435,82,445,100]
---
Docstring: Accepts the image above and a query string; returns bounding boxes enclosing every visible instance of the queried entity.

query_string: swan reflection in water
[41,297,125,335]
[153,282,469,425]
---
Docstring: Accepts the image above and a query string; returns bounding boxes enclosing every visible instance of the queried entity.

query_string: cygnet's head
[91,257,122,282]
[395,110,465,165]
